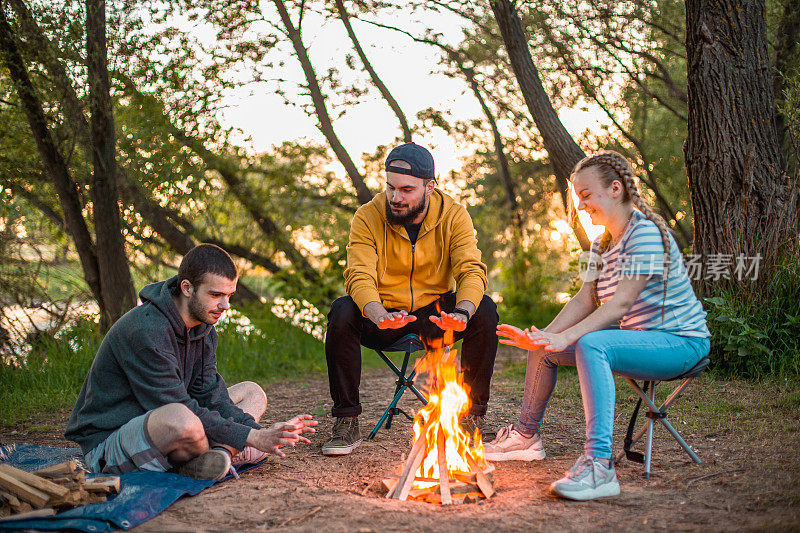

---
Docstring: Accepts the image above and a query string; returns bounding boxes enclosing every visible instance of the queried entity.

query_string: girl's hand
[526,327,571,352]
[497,324,545,350]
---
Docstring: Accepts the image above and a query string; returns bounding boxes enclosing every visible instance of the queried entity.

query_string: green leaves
[704,255,800,379]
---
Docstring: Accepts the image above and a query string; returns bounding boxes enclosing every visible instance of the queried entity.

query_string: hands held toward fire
[377,310,417,329]
[430,311,467,332]
[497,324,541,350]
[246,414,318,458]
[527,327,571,352]
[497,324,572,352]
[363,302,417,329]
[431,301,473,332]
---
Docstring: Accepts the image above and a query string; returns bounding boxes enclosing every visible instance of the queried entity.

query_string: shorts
[84,411,171,474]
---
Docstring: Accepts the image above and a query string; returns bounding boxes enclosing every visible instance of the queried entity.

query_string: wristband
[451,307,471,321]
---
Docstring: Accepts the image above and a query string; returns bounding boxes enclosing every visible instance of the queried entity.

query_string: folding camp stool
[615,356,710,477]
[367,333,428,440]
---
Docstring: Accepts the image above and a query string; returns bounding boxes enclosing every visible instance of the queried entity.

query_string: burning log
[386,423,429,500]
[436,430,452,504]
[383,328,495,505]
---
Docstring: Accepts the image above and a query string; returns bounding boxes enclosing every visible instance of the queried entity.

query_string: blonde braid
[591,230,613,308]
[573,151,671,319]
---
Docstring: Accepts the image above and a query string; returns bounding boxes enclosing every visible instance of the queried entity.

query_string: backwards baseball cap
[385,142,435,180]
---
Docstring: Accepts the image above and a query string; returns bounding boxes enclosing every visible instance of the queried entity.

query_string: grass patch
[215,304,326,383]
[0,318,103,425]
[27,424,58,433]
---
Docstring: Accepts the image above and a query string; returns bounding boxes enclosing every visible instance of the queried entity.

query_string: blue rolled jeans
[516,328,710,459]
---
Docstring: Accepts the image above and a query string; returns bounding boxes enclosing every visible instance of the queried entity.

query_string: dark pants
[325,292,499,418]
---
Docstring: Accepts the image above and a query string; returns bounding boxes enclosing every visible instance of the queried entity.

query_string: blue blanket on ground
[0,443,262,532]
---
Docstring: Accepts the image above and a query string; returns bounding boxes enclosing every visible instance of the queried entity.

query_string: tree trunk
[0,8,106,317]
[490,0,591,250]
[86,0,136,324]
[685,0,798,291]
[334,0,412,143]
[8,0,92,148]
[272,0,373,205]
[8,1,320,307]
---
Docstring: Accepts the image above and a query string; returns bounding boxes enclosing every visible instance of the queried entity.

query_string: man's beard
[188,293,216,325]
[385,195,427,225]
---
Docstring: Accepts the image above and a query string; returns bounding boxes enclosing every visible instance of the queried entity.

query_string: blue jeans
[516,329,710,459]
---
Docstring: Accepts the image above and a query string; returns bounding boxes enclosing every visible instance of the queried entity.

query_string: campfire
[382,330,495,505]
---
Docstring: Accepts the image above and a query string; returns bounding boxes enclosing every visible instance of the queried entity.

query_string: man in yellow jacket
[322,142,499,456]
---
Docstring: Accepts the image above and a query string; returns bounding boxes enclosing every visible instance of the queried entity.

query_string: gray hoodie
[65,276,261,455]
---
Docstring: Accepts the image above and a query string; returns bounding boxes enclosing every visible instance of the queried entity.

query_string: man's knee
[327,296,361,330]
[149,403,204,444]
[230,381,267,412]
[469,295,499,329]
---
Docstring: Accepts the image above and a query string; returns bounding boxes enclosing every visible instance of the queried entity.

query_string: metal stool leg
[657,418,702,463]
[369,384,409,439]
[644,381,655,477]
[385,349,412,430]
[367,336,428,440]
[616,358,708,475]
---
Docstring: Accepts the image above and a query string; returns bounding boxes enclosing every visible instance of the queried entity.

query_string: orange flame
[410,328,485,489]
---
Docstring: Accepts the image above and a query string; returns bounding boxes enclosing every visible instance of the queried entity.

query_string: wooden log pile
[383,416,495,505]
[0,461,119,522]
[381,463,495,505]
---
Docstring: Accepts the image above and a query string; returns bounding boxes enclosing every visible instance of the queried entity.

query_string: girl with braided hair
[485,150,710,501]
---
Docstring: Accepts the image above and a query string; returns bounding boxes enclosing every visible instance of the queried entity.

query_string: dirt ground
[2,350,799,532]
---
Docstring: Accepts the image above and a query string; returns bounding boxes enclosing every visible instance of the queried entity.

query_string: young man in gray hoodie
[65,244,317,480]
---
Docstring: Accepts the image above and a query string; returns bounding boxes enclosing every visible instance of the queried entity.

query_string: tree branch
[271,0,373,204]
[335,0,412,142]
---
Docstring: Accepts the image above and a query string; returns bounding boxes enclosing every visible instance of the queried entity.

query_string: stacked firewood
[0,461,119,521]
[382,415,496,505]
[382,463,495,504]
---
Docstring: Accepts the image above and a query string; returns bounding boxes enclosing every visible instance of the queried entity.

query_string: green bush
[0,318,103,425]
[215,303,324,383]
[705,256,800,379]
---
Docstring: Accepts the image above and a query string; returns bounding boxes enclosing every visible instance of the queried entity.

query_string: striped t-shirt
[588,210,710,337]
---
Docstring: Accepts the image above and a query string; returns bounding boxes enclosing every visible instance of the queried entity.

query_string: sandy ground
[2,351,799,532]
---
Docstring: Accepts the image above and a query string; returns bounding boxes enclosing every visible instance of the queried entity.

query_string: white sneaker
[549,454,620,501]
[483,424,546,461]
[232,446,269,466]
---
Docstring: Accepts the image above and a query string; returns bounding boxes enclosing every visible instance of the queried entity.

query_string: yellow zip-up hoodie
[344,189,488,313]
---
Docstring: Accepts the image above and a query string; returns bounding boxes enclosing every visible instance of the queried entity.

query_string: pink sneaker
[232,446,269,466]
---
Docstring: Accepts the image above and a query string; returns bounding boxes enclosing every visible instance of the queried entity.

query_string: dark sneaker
[322,417,361,456]
[549,454,620,500]
[459,414,496,443]
[176,449,231,481]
